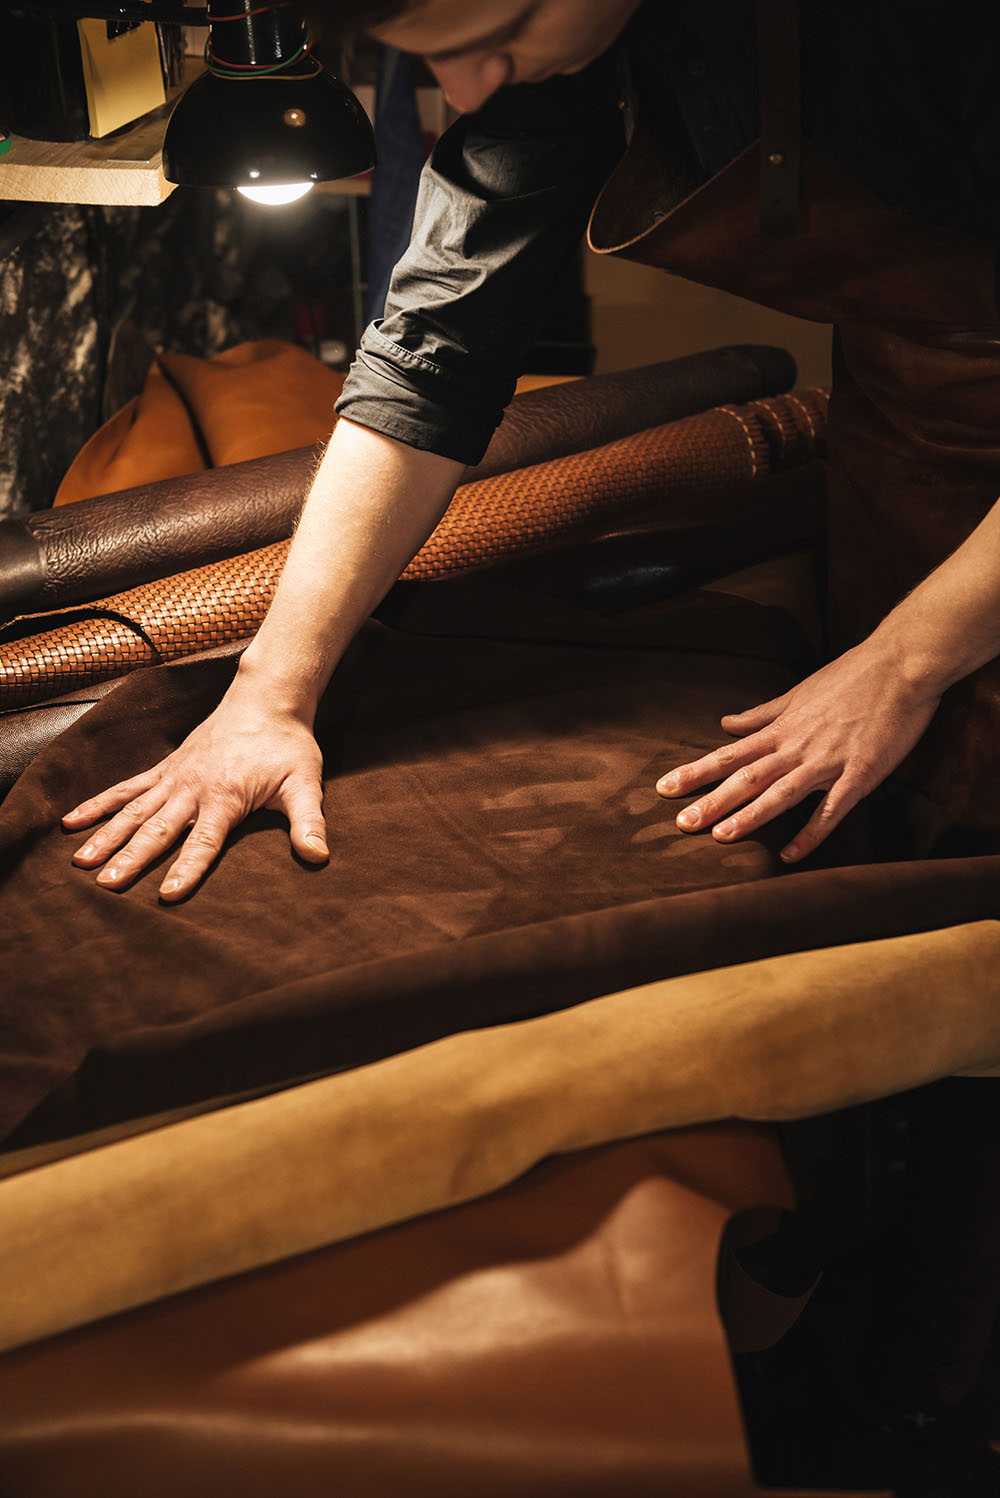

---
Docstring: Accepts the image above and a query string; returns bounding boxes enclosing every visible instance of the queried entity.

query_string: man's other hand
[655,639,942,863]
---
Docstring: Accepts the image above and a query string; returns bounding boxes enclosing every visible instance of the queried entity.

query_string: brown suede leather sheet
[2,576,998,1152]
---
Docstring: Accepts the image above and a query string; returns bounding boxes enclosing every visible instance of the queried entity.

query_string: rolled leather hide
[0,389,827,708]
[0,345,796,619]
[1,918,997,1354]
[0,466,824,797]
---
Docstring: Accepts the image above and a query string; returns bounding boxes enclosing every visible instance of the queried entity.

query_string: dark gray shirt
[335,2,1000,466]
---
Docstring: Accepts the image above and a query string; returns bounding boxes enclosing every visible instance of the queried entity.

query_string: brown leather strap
[756,0,802,237]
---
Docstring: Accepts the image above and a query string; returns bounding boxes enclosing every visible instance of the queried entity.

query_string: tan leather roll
[2,918,996,1355]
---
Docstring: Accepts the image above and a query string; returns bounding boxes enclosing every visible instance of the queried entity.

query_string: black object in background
[364,47,426,327]
[0,9,90,141]
[524,246,595,377]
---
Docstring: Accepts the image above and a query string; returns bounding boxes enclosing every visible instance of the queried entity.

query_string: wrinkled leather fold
[1,920,996,1354]
[0,345,796,620]
[469,343,797,479]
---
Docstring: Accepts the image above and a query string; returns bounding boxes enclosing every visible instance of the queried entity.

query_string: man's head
[336,0,641,113]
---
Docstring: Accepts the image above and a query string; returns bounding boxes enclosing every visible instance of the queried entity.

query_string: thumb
[280,777,329,862]
[721,692,789,735]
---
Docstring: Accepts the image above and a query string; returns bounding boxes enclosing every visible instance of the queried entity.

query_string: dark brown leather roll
[0,346,796,620]
[0,461,825,800]
[467,343,797,481]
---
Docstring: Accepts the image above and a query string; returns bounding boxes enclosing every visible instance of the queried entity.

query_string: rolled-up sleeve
[335,50,625,465]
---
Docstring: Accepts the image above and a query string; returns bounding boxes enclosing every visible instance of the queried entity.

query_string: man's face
[371,0,642,113]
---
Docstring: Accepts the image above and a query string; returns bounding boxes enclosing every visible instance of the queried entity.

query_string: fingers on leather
[783,781,861,862]
[160,807,235,895]
[95,802,199,887]
[658,732,775,798]
[712,768,815,841]
[64,768,165,825]
[72,784,174,864]
[278,776,328,855]
[674,753,786,828]
[721,693,788,733]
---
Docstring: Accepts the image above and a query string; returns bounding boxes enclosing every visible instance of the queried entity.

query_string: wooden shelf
[0,58,374,209]
[0,57,196,207]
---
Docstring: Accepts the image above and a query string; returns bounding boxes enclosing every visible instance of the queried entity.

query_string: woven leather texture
[0,389,827,708]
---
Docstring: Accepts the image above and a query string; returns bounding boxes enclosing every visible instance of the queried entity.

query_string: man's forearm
[235,419,466,715]
[870,497,1000,692]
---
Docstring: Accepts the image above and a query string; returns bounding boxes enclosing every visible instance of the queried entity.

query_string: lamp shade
[163,67,376,188]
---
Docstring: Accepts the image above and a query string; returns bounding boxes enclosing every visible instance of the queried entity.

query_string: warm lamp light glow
[237,181,314,205]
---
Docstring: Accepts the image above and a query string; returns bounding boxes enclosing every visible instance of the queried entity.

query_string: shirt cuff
[334,323,515,467]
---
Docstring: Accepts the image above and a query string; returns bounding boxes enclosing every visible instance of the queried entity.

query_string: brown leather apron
[586,18,1000,1419]
[587,19,1000,856]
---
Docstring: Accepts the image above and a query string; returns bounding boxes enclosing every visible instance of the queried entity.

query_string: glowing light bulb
[237,182,314,206]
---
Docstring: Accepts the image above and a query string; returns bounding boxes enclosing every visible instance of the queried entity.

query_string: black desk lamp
[163,0,376,203]
[1,0,376,202]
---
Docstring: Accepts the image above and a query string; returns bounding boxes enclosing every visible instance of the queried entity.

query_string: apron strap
[756,0,802,237]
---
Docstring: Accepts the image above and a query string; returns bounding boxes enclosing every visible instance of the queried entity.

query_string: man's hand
[656,495,1000,861]
[59,421,466,904]
[655,639,942,864]
[61,683,329,901]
